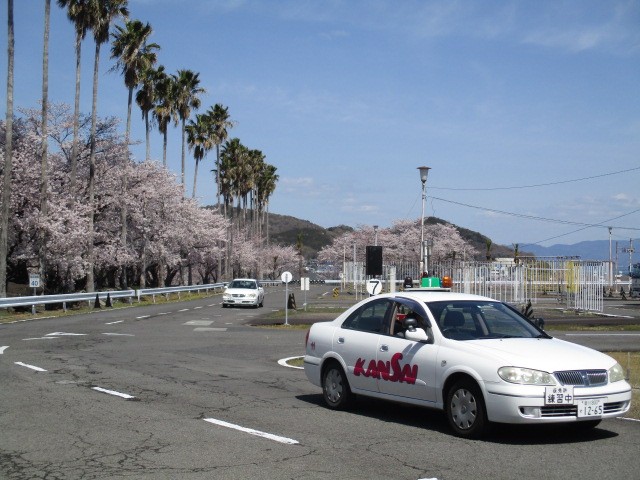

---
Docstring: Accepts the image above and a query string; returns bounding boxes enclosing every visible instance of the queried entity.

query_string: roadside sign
[301,277,309,291]
[281,271,292,283]
[366,279,382,296]
[29,274,41,289]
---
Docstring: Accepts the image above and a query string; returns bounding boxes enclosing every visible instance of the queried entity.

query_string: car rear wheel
[445,379,487,438]
[322,363,352,410]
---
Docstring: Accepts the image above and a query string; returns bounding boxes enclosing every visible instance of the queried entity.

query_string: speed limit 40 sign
[29,273,41,288]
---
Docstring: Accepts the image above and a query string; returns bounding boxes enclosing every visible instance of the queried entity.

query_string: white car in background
[304,290,632,438]
[222,278,264,308]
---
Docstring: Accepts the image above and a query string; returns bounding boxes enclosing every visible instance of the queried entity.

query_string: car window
[342,298,392,334]
[389,301,429,338]
[426,300,541,340]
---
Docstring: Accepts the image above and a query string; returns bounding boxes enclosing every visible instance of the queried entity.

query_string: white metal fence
[344,257,607,312]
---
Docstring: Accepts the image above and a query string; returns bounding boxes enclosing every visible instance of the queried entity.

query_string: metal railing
[1,280,283,313]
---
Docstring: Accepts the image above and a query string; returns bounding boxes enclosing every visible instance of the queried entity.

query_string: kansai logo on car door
[353,352,418,384]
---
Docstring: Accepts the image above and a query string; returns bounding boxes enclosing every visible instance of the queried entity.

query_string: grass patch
[605,351,640,420]
[285,357,305,368]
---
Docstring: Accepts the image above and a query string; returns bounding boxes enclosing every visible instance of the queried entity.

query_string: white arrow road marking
[15,362,47,372]
[0,346,9,354]
[92,387,135,399]
[203,418,299,445]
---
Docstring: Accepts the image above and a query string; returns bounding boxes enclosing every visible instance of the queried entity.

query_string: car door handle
[337,337,345,344]
[380,344,389,352]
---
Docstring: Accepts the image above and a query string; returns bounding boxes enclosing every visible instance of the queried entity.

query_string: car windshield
[425,300,545,340]
[230,280,256,289]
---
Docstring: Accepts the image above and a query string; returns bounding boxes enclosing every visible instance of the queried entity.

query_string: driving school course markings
[203,418,299,445]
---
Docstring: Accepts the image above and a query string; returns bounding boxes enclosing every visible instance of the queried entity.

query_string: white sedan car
[304,290,632,438]
[222,278,264,308]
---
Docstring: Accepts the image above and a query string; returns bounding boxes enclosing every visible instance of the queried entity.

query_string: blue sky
[1,0,639,249]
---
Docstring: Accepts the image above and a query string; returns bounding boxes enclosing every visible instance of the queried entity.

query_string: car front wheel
[322,362,352,410]
[445,379,487,438]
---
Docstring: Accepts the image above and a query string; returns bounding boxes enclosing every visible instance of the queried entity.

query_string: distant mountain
[523,240,635,272]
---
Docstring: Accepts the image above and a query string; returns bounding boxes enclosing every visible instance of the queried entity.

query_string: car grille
[232,294,245,298]
[554,370,608,387]
[539,401,627,418]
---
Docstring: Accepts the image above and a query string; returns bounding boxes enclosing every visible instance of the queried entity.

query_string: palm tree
[85,0,128,292]
[206,104,233,208]
[110,19,159,143]
[135,64,163,161]
[0,0,15,297]
[152,67,174,167]
[57,0,93,196]
[186,113,213,198]
[38,0,51,291]
[172,69,205,191]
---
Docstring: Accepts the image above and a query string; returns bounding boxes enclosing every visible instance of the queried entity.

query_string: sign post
[281,271,293,326]
[300,277,309,311]
[29,273,40,314]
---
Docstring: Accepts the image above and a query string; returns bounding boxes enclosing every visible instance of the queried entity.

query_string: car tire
[222,303,227,308]
[322,362,352,410]
[445,379,487,438]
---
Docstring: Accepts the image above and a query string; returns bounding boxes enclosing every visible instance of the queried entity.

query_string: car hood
[457,337,616,371]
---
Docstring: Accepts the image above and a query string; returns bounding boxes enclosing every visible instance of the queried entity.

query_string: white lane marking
[565,333,640,336]
[207,304,217,307]
[158,312,168,315]
[15,362,47,372]
[619,417,640,423]
[183,320,214,326]
[194,306,203,310]
[178,309,189,312]
[23,337,57,341]
[203,418,299,445]
[193,327,227,332]
[102,333,134,336]
[46,332,86,336]
[278,356,304,370]
[136,315,150,319]
[0,346,8,354]
[92,387,135,399]
[105,320,124,325]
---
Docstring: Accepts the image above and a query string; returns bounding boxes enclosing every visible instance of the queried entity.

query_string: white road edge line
[619,417,640,423]
[278,356,304,370]
[92,387,135,399]
[203,418,299,445]
[15,362,47,372]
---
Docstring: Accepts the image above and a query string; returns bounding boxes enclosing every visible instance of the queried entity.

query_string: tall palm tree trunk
[162,129,167,167]
[192,159,199,198]
[86,40,102,293]
[0,0,14,298]
[181,119,186,192]
[38,0,51,292]
[69,29,82,197]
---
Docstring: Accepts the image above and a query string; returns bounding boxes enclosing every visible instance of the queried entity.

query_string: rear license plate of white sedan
[577,398,604,417]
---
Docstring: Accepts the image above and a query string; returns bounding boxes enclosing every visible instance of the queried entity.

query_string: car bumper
[484,381,632,424]
[222,298,259,306]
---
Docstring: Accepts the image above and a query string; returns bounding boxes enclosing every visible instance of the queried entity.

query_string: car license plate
[545,386,574,405]
[577,398,604,417]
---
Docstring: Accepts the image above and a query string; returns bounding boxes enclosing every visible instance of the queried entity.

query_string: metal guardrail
[0,280,284,313]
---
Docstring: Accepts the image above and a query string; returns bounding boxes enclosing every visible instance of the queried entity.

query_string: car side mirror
[403,318,429,342]
[405,327,429,343]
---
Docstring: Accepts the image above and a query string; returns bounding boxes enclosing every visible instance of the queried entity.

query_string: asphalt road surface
[1,286,639,479]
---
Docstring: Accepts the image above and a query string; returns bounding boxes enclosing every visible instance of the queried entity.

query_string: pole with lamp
[418,166,431,277]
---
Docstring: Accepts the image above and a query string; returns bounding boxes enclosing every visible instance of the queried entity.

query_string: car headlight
[248,293,256,298]
[609,363,625,383]
[498,367,556,385]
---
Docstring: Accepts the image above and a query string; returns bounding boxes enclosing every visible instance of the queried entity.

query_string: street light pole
[418,166,431,276]
[373,225,378,246]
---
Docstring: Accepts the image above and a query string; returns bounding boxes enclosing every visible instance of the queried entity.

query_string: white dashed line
[183,320,214,326]
[15,362,47,372]
[105,320,124,325]
[46,332,86,336]
[92,387,135,399]
[136,315,150,319]
[178,309,189,312]
[203,418,299,445]
[102,333,135,336]
[158,312,168,315]
[194,306,203,310]
[193,327,227,332]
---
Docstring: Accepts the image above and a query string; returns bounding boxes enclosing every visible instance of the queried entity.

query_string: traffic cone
[106,292,112,308]
[94,293,101,308]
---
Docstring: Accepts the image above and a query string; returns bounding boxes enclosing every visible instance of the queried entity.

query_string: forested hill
[265,212,516,260]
